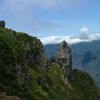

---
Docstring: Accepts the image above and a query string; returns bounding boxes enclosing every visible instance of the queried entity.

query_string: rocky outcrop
[0,96,21,100]
[0,92,21,100]
[49,40,72,79]
[0,20,5,28]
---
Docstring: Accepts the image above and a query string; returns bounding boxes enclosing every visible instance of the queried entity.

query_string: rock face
[0,92,21,100]
[0,96,21,100]
[49,40,72,78]
[0,20,5,28]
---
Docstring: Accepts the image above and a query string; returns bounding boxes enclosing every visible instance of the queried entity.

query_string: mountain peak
[61,40,68,45]
[60,40,69,49]
[49,41,72,79]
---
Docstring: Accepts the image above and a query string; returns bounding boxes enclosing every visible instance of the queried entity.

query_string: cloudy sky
[0,0,100,44]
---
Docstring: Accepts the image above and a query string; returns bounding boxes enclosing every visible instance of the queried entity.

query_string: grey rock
[0,92,21,100]
[49,40,72,79]
[0,20,5,28]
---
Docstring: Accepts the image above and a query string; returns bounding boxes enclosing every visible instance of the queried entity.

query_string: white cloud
[0,0,87,33]
[80,27,89,33]
[39,35,85,45]
[39,33,100,45]
[40,27,92,45]
[79,27,90,40]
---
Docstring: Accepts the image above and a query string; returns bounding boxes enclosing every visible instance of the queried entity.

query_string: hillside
[44,40,100,88]
[71,41,100,87]
[0,27,100,100]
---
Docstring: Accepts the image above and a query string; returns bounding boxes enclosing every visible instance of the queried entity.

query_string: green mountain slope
[71,41,100,87]
[0,27,100,100]
[44,41,100,88]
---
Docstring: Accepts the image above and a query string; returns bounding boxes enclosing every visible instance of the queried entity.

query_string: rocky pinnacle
[49,40,72,79]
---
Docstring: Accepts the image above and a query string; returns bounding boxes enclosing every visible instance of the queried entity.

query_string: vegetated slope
[71,41,100,87]
[44,41,100,88]
[0,27,100,100]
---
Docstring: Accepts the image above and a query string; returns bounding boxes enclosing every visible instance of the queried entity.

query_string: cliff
[49,40,72,80]
[0,27,100,100]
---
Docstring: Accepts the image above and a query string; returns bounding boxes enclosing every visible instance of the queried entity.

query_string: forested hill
[0,24,100,100]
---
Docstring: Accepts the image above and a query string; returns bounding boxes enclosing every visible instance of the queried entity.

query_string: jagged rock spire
[49,40,72,79]
[0,20,5,28]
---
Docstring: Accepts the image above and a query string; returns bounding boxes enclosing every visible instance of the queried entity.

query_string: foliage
[70,69,100,100]
[0,28,100,100]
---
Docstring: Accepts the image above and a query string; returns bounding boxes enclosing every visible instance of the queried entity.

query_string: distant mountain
[44,44,59,58]
[81,51,97,66]
[44,40,100,87]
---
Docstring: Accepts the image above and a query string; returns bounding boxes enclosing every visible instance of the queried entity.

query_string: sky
[0,0,100,44]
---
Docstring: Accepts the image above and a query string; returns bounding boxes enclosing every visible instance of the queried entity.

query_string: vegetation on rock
[0,27,100,100]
